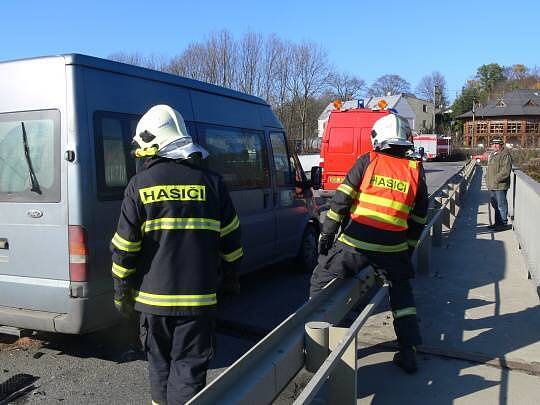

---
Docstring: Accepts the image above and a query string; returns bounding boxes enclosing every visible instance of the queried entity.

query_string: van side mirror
[310,166,322,190]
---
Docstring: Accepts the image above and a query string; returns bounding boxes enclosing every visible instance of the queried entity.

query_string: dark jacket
[111,158,242,316]
[486,147,512,190]
[322,151,429,253]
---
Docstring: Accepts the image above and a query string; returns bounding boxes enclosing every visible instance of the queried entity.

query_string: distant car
[472,151,490,163]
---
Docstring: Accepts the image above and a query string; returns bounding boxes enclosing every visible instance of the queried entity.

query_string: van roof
[1,53,269,106]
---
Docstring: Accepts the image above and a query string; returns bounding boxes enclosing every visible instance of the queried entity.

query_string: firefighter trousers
[139,313,215,405]
[309,241,422,347]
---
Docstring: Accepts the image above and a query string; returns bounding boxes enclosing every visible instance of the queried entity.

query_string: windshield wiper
[21,122,42,194]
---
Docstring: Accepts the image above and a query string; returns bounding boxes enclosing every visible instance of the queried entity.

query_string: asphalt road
[0,161,465,404]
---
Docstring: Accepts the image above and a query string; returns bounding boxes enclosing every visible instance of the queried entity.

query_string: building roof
[364,94,402,109]
[458,89,540,119]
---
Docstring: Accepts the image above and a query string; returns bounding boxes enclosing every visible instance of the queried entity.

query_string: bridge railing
[188,160,477,405]
[509,169,540,295]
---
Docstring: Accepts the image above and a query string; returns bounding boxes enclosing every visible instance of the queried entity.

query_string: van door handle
[0,238,8,250]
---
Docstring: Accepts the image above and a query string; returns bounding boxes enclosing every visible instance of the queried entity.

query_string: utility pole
[433,84,439,134]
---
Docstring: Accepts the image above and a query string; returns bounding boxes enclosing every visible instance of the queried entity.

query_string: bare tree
[415,71,448,108]
[327,71,366,100]
[260,35,285,105]
[167,44,207,81]
[237,32,263,95]
[289,42,330,148]
[368,74,410,97]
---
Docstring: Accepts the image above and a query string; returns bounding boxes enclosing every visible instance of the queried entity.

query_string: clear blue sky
[2,0,539,101]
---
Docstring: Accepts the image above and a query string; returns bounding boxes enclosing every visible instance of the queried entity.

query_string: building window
[490,121,504,134]
[476,122,488,134]
[507,121,522,134]
[526,121,540,133]
[422,104,427,113]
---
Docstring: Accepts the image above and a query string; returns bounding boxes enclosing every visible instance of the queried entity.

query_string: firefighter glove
[113,277,135,319]
[318,232,335,256]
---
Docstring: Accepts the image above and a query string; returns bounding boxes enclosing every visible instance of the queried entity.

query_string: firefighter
[111,105,242,404]
[310,114,428,374]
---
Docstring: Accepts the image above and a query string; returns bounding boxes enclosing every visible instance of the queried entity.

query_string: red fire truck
[412,134,452,160]
[319,103,391,196]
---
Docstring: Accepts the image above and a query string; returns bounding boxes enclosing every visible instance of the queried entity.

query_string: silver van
[0,54,320,334]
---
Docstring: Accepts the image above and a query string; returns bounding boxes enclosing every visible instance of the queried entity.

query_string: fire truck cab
[318,106,390,197]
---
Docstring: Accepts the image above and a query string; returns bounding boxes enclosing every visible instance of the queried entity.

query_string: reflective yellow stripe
[338,233,408,252]
[409,160,418,169]
[336,183,357,198]
[142,217,220,233]
[221,247,244,262]
[133,290,217,307]
[112,262,136,278]
[112,233,142,252]
[410,214,427,224]
[326,209,343,222]
[407,239,418,247]
[134,147,158,157]
[393,307,417,318]
[351,206,408,228]
[139,185,206,204]
[220,215,240,237]
[358,193,411,214]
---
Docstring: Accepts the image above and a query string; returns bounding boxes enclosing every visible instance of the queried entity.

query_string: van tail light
[69,226,88,282]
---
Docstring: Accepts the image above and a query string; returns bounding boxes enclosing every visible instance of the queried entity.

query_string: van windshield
[0,110,60,202]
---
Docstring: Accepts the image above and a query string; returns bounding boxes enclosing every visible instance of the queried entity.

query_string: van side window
[270,132,293,187]
[94,111,139,200]
[199,124,270,190]
[102,118,128,187]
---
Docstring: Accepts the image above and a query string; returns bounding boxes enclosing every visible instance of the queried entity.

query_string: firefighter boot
[393,346,418,374]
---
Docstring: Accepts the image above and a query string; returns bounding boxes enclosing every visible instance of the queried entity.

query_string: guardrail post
[416,232,432,274]
[305,322,330,372]
[328,326,357,405]
[432,214,442,247]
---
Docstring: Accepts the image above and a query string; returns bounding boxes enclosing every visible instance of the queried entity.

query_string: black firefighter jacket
[111,158,242,316]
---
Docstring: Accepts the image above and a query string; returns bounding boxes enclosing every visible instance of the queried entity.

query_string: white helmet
[133,104,208,159]
[371,114,413,150]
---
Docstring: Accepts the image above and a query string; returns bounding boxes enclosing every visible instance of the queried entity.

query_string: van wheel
[296,224,319,273]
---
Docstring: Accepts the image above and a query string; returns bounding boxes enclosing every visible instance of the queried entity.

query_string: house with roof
[317,94,434,137]
[458,89,540,147]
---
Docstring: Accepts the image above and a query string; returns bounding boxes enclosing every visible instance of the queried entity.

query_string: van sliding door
[198,124,275,271]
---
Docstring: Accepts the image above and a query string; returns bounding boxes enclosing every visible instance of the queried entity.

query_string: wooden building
[459,89,540,147]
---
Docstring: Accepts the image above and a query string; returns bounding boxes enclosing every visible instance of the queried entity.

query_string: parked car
[472,151,490,164]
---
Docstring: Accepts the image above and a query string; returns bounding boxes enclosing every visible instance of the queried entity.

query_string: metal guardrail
[188,160,477,405]
[509,169,540,295]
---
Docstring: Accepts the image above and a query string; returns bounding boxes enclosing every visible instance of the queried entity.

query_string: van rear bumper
[0,292,119,334]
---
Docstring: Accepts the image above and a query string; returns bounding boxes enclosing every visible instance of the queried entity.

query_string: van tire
[295,224,319,273]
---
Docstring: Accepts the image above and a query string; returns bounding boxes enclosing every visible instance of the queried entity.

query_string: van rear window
[328,127,354,153]
[0,110,60,202]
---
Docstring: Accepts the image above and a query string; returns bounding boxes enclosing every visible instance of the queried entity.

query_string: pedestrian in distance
[310,114,428,374]
[486,138,512,232]
[111,105,242,405]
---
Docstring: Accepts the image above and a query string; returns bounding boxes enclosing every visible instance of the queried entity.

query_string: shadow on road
[359,168,540,404]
